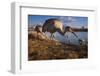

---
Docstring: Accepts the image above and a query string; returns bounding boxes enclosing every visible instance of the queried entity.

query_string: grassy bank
[28,37,88,60]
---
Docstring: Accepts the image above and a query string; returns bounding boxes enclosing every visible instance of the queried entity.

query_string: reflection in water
[46,32,88,45]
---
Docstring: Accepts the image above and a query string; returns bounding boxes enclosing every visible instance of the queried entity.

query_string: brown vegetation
[28,30,88,61]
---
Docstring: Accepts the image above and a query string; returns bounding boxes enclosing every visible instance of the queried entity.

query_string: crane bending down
[64,26,78,38]
[42,18,78,40]
[42,18,64,39]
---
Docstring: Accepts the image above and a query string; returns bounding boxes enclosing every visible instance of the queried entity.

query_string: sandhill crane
[34,25,42,34]
[64,26,78,38]
[42,18,78,40]
[64,26,88,44]
[42,18,65,40]
[34,25,47,39]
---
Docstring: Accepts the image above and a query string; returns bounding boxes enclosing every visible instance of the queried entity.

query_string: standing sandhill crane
[42,18,65,39]
[64,26,88,44]
[34,25,42,39]
[64,26,78,44]
[64,26,78,38]
[34,25,47,39]
[34,25,42,34]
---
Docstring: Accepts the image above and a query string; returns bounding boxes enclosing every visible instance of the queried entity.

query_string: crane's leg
[50,33,55,40]
[50,33,53,40]
[52,34,55,40]
[66,35,70,44]
[65,34,70,44]
[37,32,39,40]
[52,33,57,41]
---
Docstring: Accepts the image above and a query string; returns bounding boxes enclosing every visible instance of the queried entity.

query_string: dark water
[46,32,88,45]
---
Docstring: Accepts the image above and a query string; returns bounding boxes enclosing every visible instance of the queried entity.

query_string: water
[46,32,88,45]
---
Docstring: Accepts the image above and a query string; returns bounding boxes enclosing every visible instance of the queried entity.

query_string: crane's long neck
[57,29,65,36]
[63,27,78,38]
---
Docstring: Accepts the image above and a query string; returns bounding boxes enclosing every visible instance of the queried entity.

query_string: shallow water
[46,32,88,45]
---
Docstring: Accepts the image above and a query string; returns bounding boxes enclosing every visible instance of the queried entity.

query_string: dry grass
[28,32,88,60]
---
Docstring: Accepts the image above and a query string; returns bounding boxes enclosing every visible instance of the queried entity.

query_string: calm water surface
[46,32,88,45]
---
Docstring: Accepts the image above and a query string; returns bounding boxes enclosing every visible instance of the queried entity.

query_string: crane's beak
[71,32,78,38]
